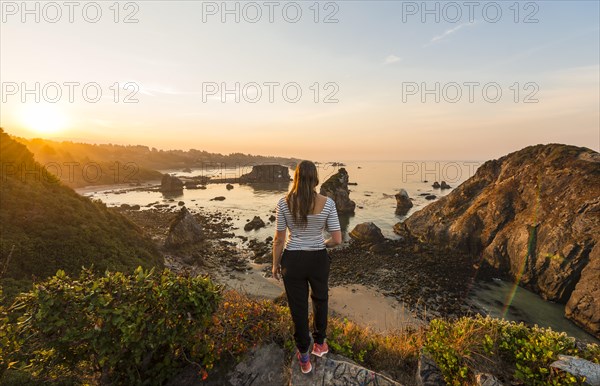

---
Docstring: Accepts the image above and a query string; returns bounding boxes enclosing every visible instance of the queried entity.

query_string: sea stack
[320,168,356,214]
[239,165,291,183]
[395,189,413,215]
[160,174,183,193]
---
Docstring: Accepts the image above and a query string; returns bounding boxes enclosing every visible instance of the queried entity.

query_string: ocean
[78,160,598,343]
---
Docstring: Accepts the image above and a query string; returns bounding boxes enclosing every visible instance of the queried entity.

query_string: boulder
[165,207,203,248]
[244,216,266,231]
[425,195,436,200]
[211,196,226,201]
[350,222,385,245]
[320,168,356,214]
[401,144,600,338]
[160,174,183,193]
[239,164,291,183]
[226,183,234,190]
[432,182,441,189]
[550,355,600,385]
[395,189,413,215]
[440,181,452,189]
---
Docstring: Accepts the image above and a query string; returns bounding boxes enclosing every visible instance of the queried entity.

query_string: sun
[20,104,67,135]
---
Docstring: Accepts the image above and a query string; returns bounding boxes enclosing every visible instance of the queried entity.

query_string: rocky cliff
[398,144,600,338]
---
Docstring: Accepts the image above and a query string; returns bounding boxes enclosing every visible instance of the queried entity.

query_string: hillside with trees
[0,129,163,297]
[13,135,300,188]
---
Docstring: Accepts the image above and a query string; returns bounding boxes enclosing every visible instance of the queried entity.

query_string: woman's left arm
[272,230,286,280]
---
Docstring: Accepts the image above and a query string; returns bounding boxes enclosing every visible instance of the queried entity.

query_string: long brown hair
[286,161,319,228]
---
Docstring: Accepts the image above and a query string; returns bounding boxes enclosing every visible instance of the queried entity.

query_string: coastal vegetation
[2,128,598,385]
[0,268,598,385]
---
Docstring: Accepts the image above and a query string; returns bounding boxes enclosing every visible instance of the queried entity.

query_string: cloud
[427,22,476,46]
[383,55,402,65]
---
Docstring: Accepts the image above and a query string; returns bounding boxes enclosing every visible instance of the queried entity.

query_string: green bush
[424,316,598,386]
[3,268,221,385]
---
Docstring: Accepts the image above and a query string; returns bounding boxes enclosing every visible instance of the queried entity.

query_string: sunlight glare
[20,104,67,135]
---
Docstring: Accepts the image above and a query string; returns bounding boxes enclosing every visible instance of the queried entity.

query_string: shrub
[424,315,598,386]
[3,268,220,385]
[202,289,293,369]
[327,317,425,382]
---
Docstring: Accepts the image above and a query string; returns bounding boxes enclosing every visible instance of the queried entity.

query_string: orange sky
[1,1,599,160]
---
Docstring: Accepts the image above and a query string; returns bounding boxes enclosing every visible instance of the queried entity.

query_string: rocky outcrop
[170,343,403,386]
[239,164,290,183]
[400,144,600,338]
[229,343,285,386]
[291,352,401,386]
[160,174,183,193]
[244,216,266,232]
[395,189,413,215]
[320,168,356,214]
[432,181,452,189]
[566,252,600,340]
[165,207,203,248]
[350,222,385,245]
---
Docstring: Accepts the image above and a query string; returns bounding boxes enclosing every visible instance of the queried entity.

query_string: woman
[272,160,342,374]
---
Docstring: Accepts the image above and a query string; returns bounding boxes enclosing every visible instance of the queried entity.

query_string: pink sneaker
[296,351,312,374]
[311,341,329,357]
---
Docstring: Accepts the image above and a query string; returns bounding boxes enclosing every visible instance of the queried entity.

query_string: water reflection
[245,182,290,194]
[160,191,184,199]
[470,279,599,344]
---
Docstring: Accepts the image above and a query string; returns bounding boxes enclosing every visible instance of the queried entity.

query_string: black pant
[281,248,331,353]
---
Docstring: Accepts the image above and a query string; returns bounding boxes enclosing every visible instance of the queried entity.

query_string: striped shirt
[276,196,341,251]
